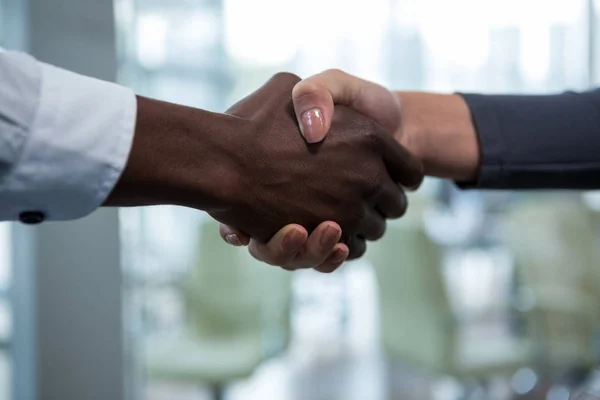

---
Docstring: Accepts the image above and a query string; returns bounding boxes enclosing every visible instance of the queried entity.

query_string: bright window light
[136,13,168,69]
[417,0,490,69]
[224,0,299,66]
[173,11,219,53]
[519,23,551,84]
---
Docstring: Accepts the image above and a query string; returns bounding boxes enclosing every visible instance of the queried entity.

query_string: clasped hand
[212,72,422,270]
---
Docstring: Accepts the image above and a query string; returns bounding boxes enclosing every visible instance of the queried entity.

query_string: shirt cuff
[2,62,136,221]
[0,51,41,182]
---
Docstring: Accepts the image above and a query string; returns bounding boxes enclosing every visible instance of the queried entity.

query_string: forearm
[395,89,600,190]
[105,96,240,211]
[394,91,479,181]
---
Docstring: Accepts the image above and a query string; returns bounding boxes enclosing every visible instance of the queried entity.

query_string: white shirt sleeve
[0,51,136,222]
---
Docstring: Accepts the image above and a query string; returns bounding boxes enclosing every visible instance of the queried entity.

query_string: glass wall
[0,3,15,399]
[0,224,10,400]
[117,1,599,399]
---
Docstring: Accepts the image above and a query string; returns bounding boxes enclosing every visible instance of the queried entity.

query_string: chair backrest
[369,194,454,372]
[370,194,530,377]
[184,217,291,341]
[501,197,599,367]
[503,197,598,292]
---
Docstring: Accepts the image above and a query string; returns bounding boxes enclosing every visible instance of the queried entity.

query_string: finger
[219,224,250,246]
[372,176,408,219]
[287,222,342,270]
[356,207,387,241]
[314,244,349,274]
[247,224,308,267]
[228,72,301,118]
[346,236,367,260]
[292,69,401,143]
[377,129,424,189]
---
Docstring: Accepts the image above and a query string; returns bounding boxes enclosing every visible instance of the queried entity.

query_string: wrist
[106,96,242,211]
[395,92,480,181]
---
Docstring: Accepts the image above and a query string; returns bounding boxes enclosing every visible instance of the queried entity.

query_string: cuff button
[19,211,45,225]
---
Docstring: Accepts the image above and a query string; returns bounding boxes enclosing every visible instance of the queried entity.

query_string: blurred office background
[2,0,600,399]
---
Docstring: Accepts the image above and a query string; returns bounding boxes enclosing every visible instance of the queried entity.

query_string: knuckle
[397,196,409,218]
[362,167,385,198]
[272,71,300,81]
[347,242,367,260]
[297,246,325,267]
[371,220,387,240]
[371,174,386,195]
[249,243,290,267]
[306,248,328,263]
[280,263,298,272]
[358,119,381,148]
[274,249,298,266]
[409,166,426,189]
[389,203,407,219]
[270,72,301,87]
[248,244,266,263]
[315,264,338,274]
[343,207,366,231]
[293,82,331,112]
[389,192,409,219]
[292,80,322,99]
[292,88,326,110]
[322,68,345,78]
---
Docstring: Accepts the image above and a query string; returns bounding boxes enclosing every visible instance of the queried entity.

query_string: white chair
[369,194,600,400]
[501,197,600,371]
[143,217,292,400]
[368,194,530,382]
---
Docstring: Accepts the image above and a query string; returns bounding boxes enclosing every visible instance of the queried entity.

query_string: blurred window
[116,1,597,398]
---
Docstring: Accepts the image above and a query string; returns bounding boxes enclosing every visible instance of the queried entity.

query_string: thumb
[228,72,300,118]
[292,69,401,144]
[292,76,334,143]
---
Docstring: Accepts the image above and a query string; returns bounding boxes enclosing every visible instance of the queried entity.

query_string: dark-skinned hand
[208,72,422,259]
[107,72,422,260]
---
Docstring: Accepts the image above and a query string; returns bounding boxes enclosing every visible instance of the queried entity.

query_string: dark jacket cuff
[455,90,600,190]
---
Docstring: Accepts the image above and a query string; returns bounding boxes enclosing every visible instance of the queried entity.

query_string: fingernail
[283,230,304,253]
[319,225,340,249]
[225,234,243,246]
[300,108,325,143]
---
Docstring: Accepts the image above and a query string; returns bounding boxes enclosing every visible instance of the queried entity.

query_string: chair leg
[210,384,226,400]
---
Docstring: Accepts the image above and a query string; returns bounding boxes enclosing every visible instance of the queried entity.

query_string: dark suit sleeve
[457,89,600,189]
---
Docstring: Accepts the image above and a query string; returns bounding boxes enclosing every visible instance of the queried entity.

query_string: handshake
[109,70,478,272]
[214,72,423,270]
